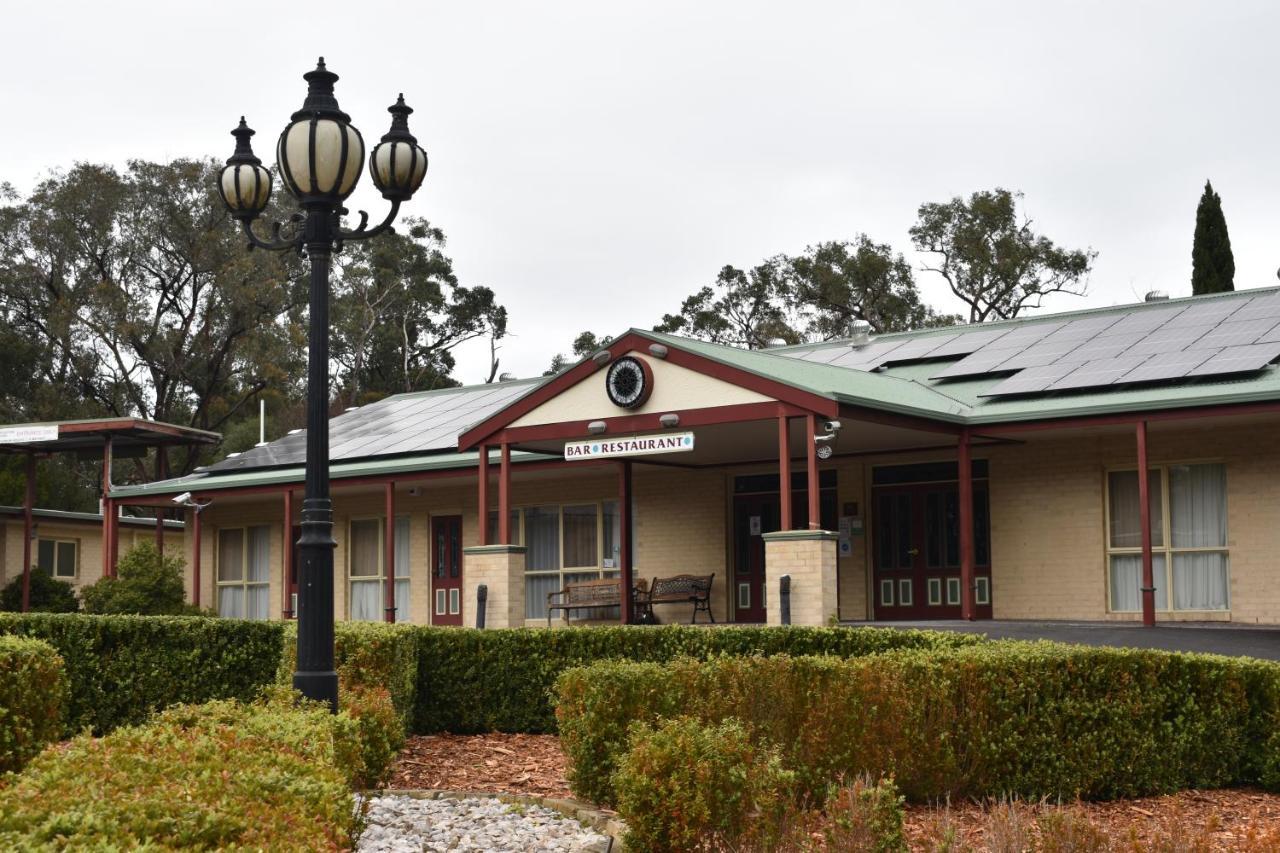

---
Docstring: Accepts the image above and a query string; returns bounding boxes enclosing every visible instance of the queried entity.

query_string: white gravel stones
[357,794,612,853]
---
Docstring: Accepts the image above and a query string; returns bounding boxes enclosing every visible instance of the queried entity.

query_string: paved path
[845,620,1280,661]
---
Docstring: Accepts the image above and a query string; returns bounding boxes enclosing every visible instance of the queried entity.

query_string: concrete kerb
[375,789,627,851]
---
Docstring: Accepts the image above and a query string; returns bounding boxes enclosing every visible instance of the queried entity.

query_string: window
[494,501,622,619]
[36,539,77,579]
[217,526,270,619]
[1106,463,1229,612]
[348,516,412,622]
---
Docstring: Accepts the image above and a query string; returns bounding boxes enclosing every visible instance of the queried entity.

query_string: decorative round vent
[605,356,653,409]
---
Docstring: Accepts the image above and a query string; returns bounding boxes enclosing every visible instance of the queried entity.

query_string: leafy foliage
[1192,179,1235,295]
[0,568,78,613]
[545,331,613,375]
[654,258,802,348]
[613,716,795,852]
[0,612,284,735]
[555,644,1280,806]
[79,540,193,615]
[415,624,980,735]
[0,635,66,773]
[910,188,1096,322]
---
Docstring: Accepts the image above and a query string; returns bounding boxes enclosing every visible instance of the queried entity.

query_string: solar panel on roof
[1039,315,1121,342]
[1047,356,1150,391]
[876,334,960,364]
[1095,306,1186,337]
[1257,322,1280,345]
[1186,342,1280,377]
[1165,300,1243,327]
[979,362,1081,396]
[992,337,1088,370]
[984,321,1065,349]
[1113,349,1218,385]
[929,344,1030,379]
[1124,326,1207,355]
[1062,337,1134,362]
[1189,318,1278,350]
[1227,293,1280,321]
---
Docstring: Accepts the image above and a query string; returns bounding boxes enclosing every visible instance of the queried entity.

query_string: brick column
[462,545,526,628]
[763,530,838,626]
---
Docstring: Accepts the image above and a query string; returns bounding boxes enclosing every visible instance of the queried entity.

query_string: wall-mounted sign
[565,431,694,460]
[0,425,59,445]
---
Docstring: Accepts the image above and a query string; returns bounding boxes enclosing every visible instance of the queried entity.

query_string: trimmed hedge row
[555,642,1280,805]
[0,636,67,773]
[0,613,285,735]
[0,686,403,849]
[414,625,983,733]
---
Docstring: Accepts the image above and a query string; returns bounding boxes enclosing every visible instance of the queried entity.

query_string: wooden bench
[546,578,624,626]
[638,573,715,624]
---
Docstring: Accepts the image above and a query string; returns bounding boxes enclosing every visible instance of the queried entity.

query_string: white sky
[4,1,1279,383]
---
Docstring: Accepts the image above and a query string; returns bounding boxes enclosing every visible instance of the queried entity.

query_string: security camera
[822,420,842,434]
[172,492,192,505]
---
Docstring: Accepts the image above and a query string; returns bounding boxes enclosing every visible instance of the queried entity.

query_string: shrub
[80,541,196,615]
[613,716,794,852]
[342,684,406,788]
[279,620,420,732]
[0,694,361,849]
[556,643,1280,806]
[0,612,285,735]
[0,568,78,613]
[414,624,982,734]
[819,777,906,853]
[0,635,67,773]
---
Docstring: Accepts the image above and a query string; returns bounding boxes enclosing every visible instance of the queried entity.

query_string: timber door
[871,482,992,620]
[431,516,463,625]
[732,494,777,622]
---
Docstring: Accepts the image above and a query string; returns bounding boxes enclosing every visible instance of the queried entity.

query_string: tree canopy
[1191,180,1235,295]
[654,259,802,348]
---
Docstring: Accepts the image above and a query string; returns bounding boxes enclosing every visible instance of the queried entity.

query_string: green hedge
[0,636,67,773]
[415,624,982,733]
[0,690,385,849]
[0,613,285,735]
[556,642,1280,805]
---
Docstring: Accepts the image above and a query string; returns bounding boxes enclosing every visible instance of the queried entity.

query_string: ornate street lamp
[218,58,428,711]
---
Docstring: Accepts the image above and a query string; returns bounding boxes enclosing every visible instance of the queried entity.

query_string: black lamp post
[218,58,428,711]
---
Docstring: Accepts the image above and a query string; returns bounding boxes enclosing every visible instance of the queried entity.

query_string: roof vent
[849,320,872,347]
[1144,290,1169,302]
[498,372,518,382]
[765,338,788,348]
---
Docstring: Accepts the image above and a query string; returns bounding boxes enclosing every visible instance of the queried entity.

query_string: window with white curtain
[348,516,412,622]
[1106,463,1229,612]
[217,525,270,620]
[493,501,621,619]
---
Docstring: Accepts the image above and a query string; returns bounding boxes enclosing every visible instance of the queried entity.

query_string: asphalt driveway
[845,620,1280,661]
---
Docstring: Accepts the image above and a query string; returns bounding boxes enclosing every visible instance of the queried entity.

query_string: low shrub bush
[556,642,1280,805]
[278,620,420,732]
[816,777,906,853]
[80,541,197,616]
[0,635,67,773]
[612,716,794,852]
[0,693,364,850]
[0,568,78,613]
[414,624,982,734]
[0,612,284,735]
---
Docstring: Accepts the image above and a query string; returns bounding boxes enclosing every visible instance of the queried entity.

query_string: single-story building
[111,287,1280,627]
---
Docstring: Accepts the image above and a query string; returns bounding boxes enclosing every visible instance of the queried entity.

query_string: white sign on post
[0,425,59,445]
[564,431,695,460]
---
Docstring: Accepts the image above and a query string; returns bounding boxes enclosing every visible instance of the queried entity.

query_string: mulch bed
[389,734,1280,850]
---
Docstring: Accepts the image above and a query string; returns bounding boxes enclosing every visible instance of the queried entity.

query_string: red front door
[732,494,778,622]
[432,516,463,626]
[871,484,992,620]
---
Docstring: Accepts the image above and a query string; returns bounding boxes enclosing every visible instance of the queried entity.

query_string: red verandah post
[477,444,490,546]
[778,413,792,531]
[384,481,396,622]
[618,460,633,624]
[498,443,511,545]
[805,413,819,529]
[958,429,975,621]
[282,489,294,618]
[1137,420,1156,627]
[21,452,34,612]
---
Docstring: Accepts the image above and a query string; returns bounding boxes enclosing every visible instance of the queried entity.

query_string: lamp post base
[293,670,339,712]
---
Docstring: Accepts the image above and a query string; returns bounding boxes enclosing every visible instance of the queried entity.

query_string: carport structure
[0,418,219,609]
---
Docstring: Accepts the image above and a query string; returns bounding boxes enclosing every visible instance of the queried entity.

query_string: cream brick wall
[1,517,184,596]
[764,532,839,626]
[462,546,525,627]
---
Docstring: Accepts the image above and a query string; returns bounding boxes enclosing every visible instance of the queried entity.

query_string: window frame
[1103,460,1230,613]
[36,537,79,580]
[215,525,271,620]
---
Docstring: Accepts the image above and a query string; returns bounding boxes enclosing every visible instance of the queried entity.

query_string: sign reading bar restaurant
[0,425,59,445]
[565,431,694,460]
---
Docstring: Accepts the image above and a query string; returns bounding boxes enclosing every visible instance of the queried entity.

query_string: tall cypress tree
[1191,180,1235,294]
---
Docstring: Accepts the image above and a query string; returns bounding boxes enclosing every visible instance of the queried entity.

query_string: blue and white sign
[565,431,695,460]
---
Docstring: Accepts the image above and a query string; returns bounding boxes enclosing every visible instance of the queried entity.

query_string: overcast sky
[4,1,1278,382]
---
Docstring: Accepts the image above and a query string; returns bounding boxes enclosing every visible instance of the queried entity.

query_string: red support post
[101,436,113,579]
[282,489,294,618]
[384,481,397,623]
[498,443,511,545]
[958,429,976,621]
[192,503,202,608]
[21,453,34,613]
[618,461,633,625]
[478,444,490,546]
[805,413,819,529]
[1137,420,1156,627]
[778,414,792,531]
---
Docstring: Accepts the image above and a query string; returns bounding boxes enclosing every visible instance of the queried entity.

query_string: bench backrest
[648,573,713,601]
[563,578,622,606]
